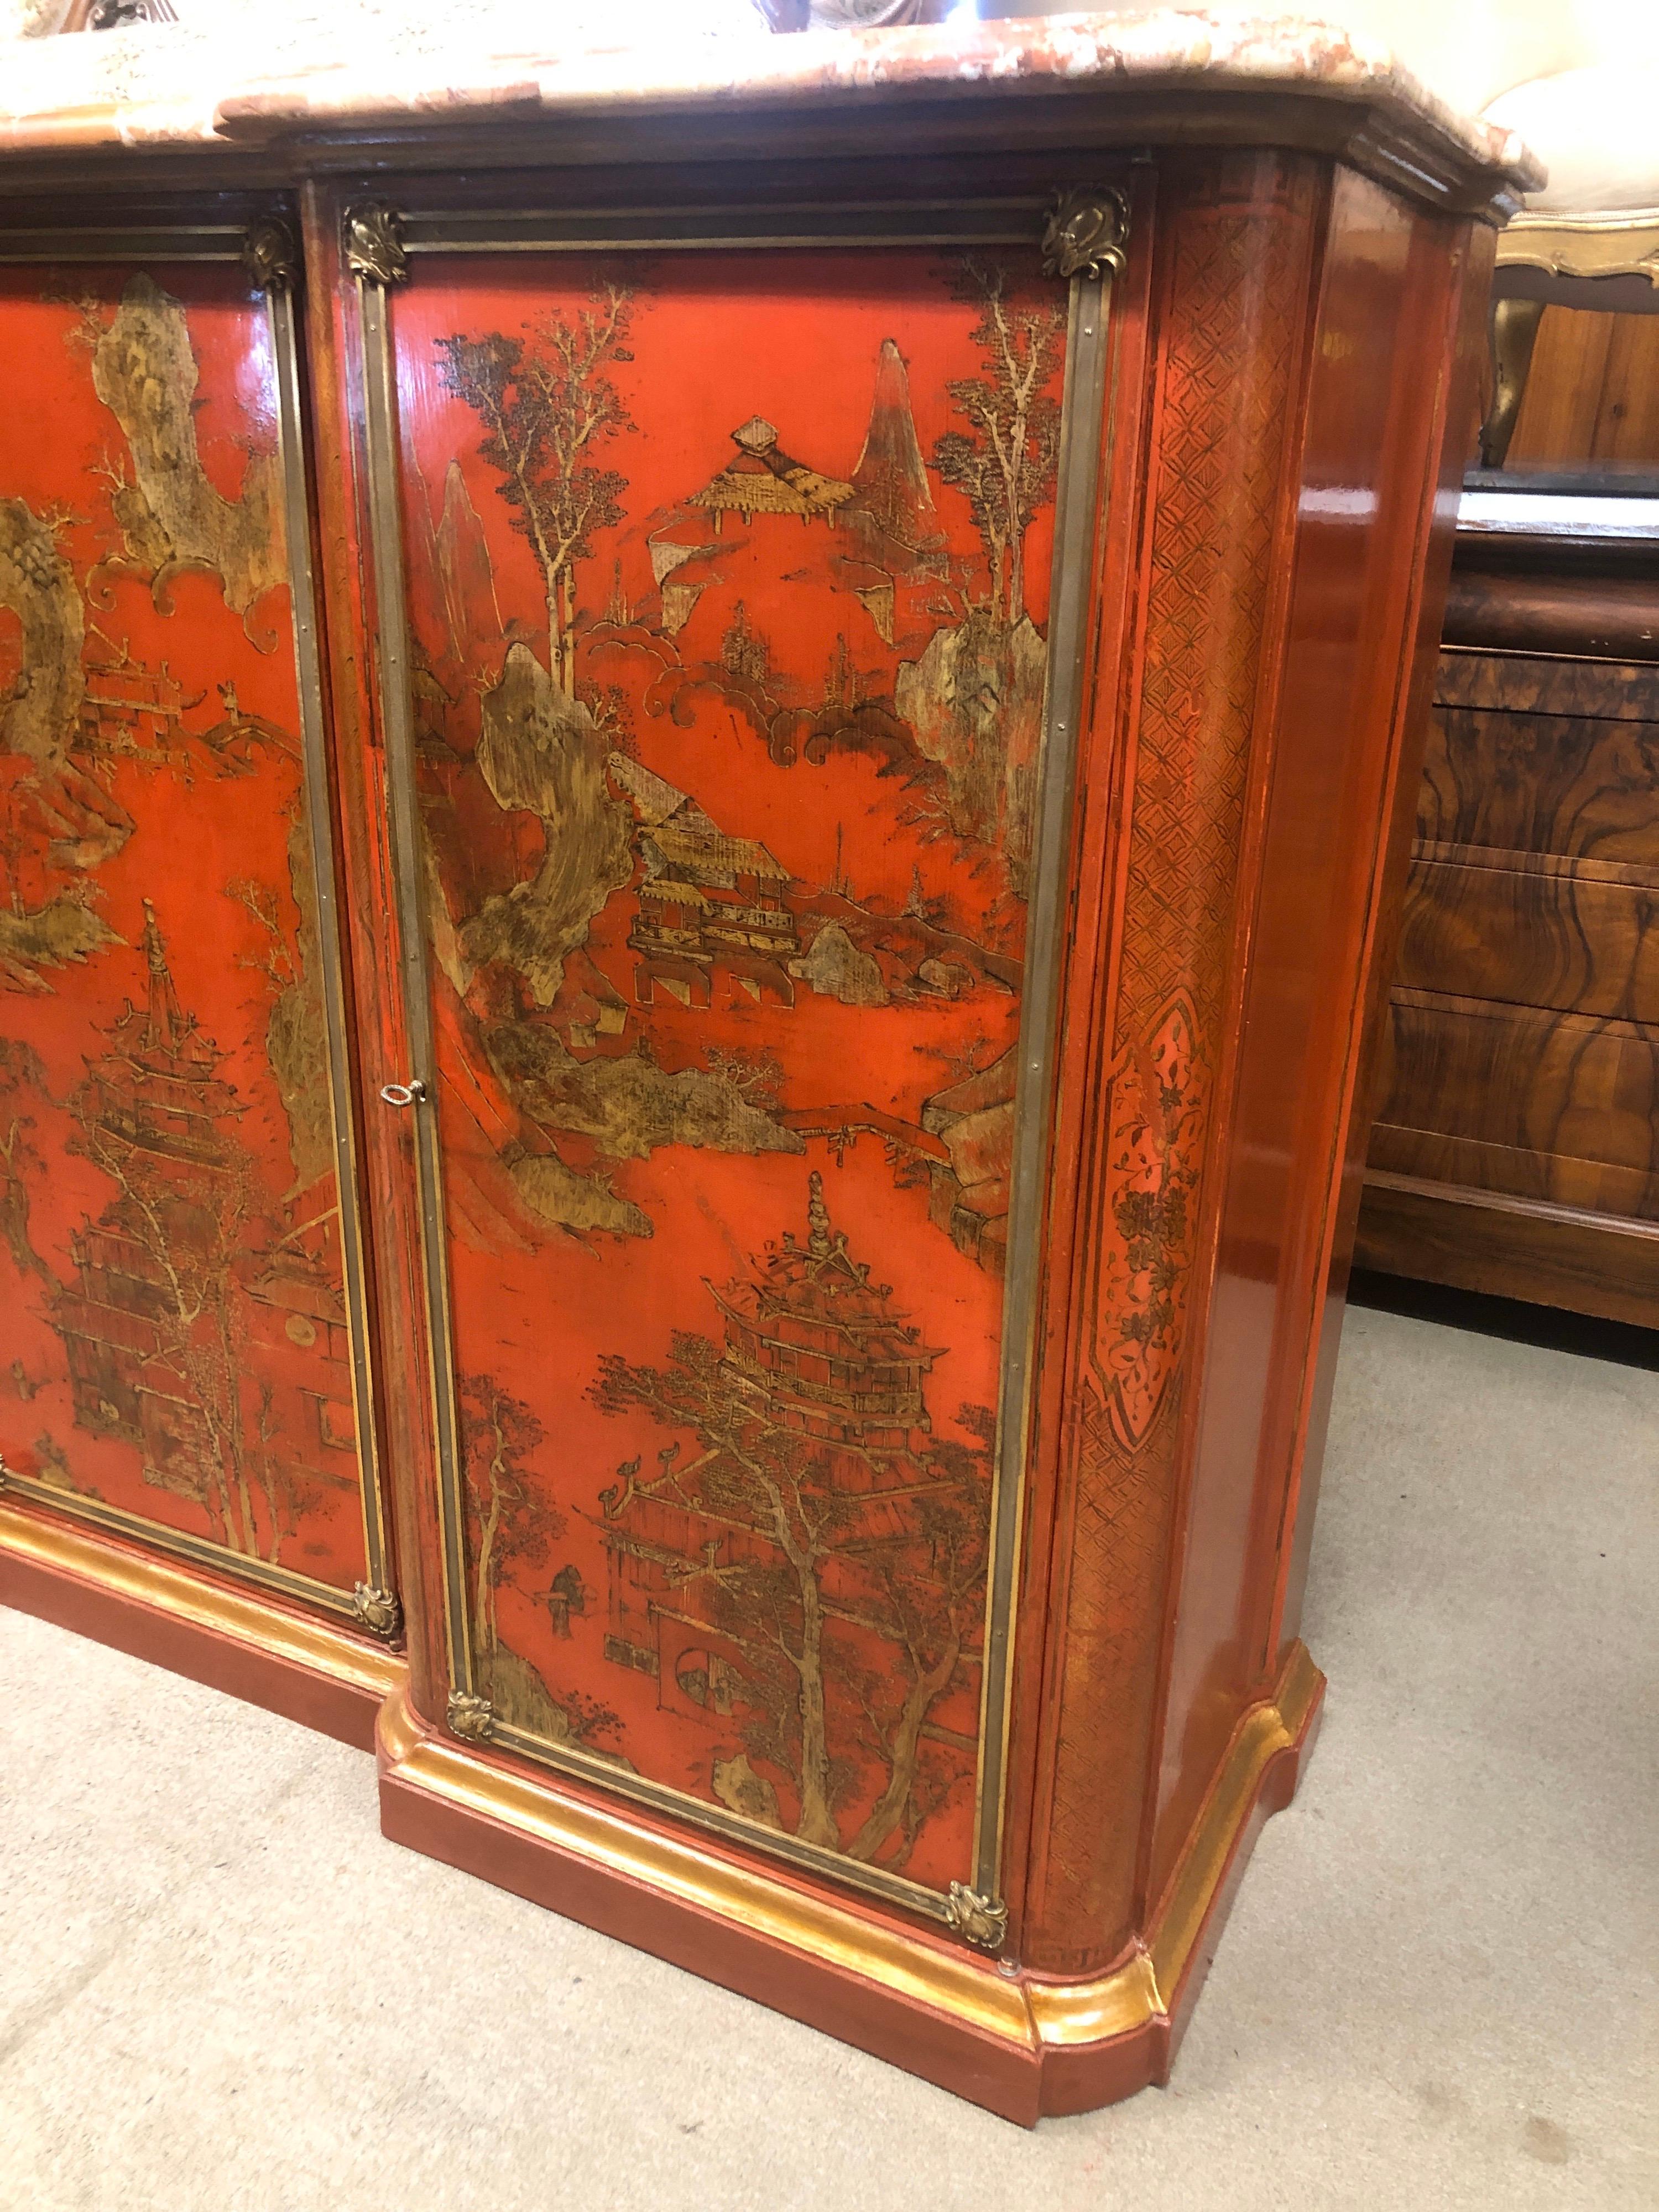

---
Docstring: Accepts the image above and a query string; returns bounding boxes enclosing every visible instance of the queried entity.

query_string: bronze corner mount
[944,1881,1009,1952]
[447,1690,494,1743]
[1041,188,1130,284]
[243,215,298,298]
[344,202,408,288]
[351,1582,404,1640]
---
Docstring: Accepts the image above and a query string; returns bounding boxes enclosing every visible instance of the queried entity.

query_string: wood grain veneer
[1359,547,1659,1326]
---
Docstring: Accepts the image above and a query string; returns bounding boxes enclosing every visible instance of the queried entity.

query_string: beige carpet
[2,1298,1655,2211]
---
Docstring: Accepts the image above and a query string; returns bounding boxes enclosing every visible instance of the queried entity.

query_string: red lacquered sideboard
[0,14,1531,2122]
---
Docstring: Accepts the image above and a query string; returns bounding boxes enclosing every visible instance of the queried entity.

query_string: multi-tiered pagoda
[54,900,246,1469]
[601,1172,958,1705]
[51,902,359,1554]
[708,1170,943,1467]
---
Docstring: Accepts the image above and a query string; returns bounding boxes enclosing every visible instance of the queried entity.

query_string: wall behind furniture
[985,1,1659,118]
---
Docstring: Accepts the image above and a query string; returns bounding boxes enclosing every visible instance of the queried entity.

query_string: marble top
[0,6,1542,200]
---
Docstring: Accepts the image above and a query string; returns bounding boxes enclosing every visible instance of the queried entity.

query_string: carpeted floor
[2,1297,1655,2211]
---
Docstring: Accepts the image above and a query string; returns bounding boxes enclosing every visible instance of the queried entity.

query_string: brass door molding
[253,210,400,1639]
[349,185,1128,1938]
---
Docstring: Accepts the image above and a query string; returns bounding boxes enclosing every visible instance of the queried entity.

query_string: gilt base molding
[0,1490,1326,2117]
[376,1640,1323,2123]
[0,1498,405,1751]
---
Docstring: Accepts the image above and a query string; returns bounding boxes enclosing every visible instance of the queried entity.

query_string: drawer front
[1374,988,1659,1219]
[0,233,390,1625]
[1435,647,1659,721]
[1398,849,1659,1020]
[1420,703,1659,864]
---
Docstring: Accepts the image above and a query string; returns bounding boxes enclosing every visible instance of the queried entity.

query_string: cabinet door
[0,217,393,1631]
[351,197,1115,1924]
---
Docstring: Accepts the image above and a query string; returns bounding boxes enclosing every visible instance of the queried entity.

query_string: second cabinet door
[362,226,1085,1917]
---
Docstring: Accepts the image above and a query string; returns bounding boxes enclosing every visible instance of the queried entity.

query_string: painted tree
[36,907,326,1561]
[227,830,333,1197]
[436,283,635,694]
[930,258,1066,626]
[66,1022,265,1556]
[0,1036,51,1285]
[843,1402,993,1866]
[460,1369,566,1653]
[591,1324,992,1867]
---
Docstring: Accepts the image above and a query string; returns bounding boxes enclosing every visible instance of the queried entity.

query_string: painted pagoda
[707,1170,943,1464]
[50,901,359,1559]
[54,899,249,1478]
[598,1172,987,1856]
[690,415,855,530]
[611,754,800,1010]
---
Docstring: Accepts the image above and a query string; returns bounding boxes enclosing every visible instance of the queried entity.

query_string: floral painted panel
[0,263,368,1595]
[394,248,1064,1890]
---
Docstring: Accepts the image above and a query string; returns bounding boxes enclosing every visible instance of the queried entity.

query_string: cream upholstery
[1486,63,1659,216]
[989,3,1657,135]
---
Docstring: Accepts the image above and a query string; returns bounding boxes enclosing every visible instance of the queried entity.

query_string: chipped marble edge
[0,9,1544,192]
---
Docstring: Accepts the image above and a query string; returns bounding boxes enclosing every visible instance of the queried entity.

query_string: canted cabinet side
[1012,149,1327,1978]
[1271,205,1499,1673]
[1146,174,1493,1924]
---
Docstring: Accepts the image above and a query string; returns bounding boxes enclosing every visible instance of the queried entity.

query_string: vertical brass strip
[267,276,395,1609]
[971,265,1117,1907]
[354,271,476,1690]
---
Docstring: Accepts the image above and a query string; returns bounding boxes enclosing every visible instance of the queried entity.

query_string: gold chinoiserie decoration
[350,181,1128,1945]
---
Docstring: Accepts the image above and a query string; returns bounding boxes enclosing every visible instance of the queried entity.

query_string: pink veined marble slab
[0,4,1542,197]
